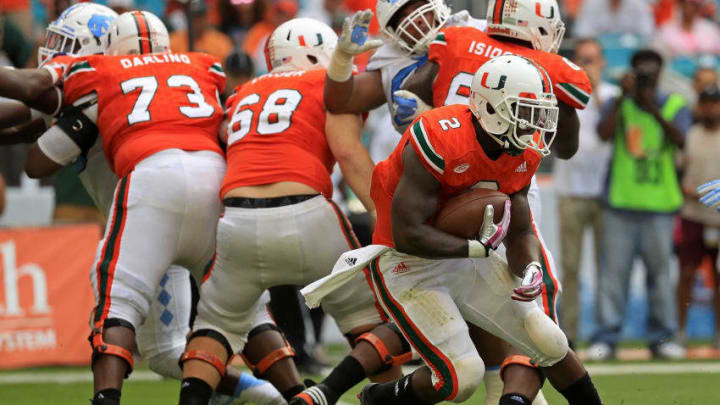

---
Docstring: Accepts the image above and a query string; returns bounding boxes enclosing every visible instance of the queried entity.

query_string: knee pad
[347,323,412,371]
[240,323,295,377]
[147,346,183,380]
[523,310,568,366]
[449,354,485,403]
[88,318,135,378]
[499,355,545,387]
[180,329,233,377]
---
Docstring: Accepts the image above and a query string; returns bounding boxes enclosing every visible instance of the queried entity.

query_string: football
[435,188,510,239]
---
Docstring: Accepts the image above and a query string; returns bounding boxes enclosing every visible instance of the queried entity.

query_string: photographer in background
[589,49,692,361]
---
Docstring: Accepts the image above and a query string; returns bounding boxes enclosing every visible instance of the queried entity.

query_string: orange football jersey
[62,52,225,178]
[428,26,592,110]
[221,68,333,198]
[371,104,541,247]
[41,54,76,85]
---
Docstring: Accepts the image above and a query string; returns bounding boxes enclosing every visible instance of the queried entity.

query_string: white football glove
[392,90,431,130]
[468,200,511,258]
[327,9,383,82]
[512,262,544,302]
[698,179,720,212]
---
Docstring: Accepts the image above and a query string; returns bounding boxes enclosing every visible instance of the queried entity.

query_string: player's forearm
[505,231,541,278]
[393,223,470,258]
[0,68,54,105]
[0,118,47,145]
[324,76,356,114]
[25,143,63,178]
[337,154,375,214]
[551,102,579,159]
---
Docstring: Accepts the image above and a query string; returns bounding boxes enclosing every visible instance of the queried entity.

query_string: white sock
[484,368,503,405]
[532,389,549,405]
[209,373,286,405]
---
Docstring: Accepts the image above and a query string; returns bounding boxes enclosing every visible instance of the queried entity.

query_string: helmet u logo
[480,72,507,90]
[535,3,554,18]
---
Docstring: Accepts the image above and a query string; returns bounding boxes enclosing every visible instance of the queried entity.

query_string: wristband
[327,50,354,82]
[468,240,487,258]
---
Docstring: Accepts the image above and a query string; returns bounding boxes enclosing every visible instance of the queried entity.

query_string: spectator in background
[693,66,719,96]
[1,15,33,67]
[243,0,298,74]
[574,0,654,39]
[169,0,234,62]
[218,0,266,45]
[675,84,720,349]
[0,0,32,38]
[106,0,134,14]
[654,0,720,58]
[223,49,254,100]
[590,49,692,360]
[553,38,618,347]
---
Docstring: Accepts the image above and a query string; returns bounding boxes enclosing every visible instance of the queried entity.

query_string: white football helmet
[486,0,565,54]
[38,3,118,65]
[105,10,170,56]
[470,55,558,156]
[376,0,450,55]
[264,18,338,72]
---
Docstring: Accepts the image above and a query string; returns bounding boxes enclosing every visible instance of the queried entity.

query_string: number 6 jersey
[221,68,333,198]
[62,52,226,178]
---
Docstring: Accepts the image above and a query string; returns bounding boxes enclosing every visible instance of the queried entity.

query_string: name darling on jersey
[118,53,192,68]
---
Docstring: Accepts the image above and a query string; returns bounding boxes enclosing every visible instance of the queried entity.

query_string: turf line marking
[0,370,161,384]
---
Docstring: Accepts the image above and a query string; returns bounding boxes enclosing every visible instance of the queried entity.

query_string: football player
[2,5,286,405]
[353,55,602,405]
[18,10,286,405]
[177,18,411,405]
[293,2,571,404]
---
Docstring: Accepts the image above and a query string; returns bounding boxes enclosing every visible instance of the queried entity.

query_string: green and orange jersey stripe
[328,200,388,322]
[370,258,459,400]
[94,175,132,323]
[529,210,559,323]
[131,11,152,54]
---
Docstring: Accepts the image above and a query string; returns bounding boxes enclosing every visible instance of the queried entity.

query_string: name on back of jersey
[467,40,513,59]
[248,70,307,86]
[119,53,192,69]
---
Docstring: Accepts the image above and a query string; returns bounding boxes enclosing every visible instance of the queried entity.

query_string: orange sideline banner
[0,224,101,369]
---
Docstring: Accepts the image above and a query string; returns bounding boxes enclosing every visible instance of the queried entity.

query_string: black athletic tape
[55,103,98,155]
[247,323,282,340]
[189,329,233,358]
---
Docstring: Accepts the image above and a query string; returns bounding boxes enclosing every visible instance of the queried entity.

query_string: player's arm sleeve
[427,31,449,64]
[208,59,228,97]
[406,116,446,181]
[552,57,592,110]
[34,93,99,167]
[62,58,99,107]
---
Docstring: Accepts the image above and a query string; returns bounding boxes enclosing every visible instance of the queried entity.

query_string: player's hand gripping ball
[435,188,511,255]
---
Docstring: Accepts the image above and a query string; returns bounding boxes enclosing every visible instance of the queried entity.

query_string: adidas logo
[392,262,410,274]
[515,161,527,173]
[344,256,357,266]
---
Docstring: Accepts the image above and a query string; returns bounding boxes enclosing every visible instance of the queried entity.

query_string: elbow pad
[55,99,99,155]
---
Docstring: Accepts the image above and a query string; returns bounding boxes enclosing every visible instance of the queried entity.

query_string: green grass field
[2,362,718,405]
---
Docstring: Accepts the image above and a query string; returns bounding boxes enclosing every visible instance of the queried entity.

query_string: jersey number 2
[121,75,215,125]
[227,89,302,145]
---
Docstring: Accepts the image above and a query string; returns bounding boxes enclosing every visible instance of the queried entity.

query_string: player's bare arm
[503,185,544,301]
[0,67,61,114]
[400,60,438,107]
[0,117,47,145]
[392,144,470,258]
[551,100,580,159]
[324,10,385,114]
[25,94,99,178]
[326,112,376,213]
